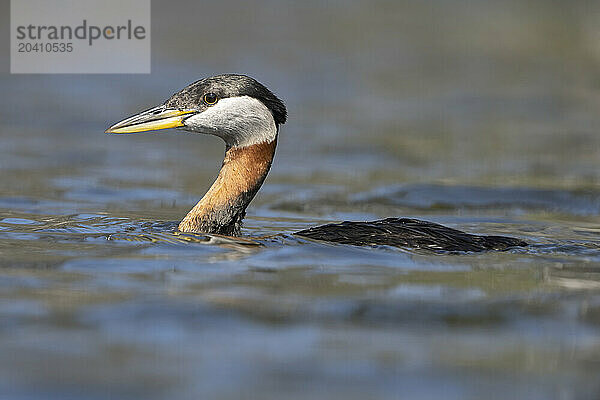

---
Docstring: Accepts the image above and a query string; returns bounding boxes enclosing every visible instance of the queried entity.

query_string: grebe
[106,74,527,252]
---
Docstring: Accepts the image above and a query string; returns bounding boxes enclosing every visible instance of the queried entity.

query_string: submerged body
[296,218,527,252]
[106,74,527,252]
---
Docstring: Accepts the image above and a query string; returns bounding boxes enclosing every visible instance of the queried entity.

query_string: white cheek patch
[184,96,277,148]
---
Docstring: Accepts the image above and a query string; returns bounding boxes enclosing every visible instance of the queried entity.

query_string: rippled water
[2,1,600,399]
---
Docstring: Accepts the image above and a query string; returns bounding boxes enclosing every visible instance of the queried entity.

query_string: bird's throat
[178,138,277,236]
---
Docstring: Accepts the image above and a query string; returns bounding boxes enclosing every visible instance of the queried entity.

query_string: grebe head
[106,74,287,235]
[106,74,286,148]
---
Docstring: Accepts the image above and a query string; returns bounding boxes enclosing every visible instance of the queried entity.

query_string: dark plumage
[295,218,528,252]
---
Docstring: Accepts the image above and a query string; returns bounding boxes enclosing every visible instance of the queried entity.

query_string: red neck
[178,138,277,235]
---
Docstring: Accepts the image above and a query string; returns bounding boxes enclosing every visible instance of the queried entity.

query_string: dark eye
[203,93,218,105]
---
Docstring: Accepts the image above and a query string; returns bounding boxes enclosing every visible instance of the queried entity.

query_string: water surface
[1,1,600,399]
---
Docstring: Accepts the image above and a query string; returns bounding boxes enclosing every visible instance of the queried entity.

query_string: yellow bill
[105,106,196,134]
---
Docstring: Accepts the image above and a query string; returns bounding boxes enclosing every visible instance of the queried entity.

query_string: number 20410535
[18,42,73,52]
